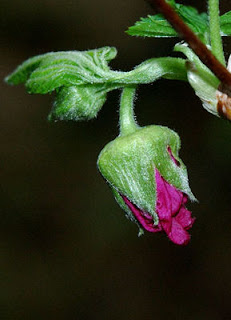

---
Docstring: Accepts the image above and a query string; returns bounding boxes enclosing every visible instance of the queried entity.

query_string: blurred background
[1,0,231,319]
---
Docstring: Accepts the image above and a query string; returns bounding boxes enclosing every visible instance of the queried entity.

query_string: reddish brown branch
[147,0,231,96]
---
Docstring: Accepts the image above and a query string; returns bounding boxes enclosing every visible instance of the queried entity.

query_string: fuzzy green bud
[97,125,195,237]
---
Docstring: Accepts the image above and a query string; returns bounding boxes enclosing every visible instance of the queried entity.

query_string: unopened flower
[97,125,196,245]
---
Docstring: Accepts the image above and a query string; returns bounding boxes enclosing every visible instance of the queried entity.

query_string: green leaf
[127,14,178,38]
[127,2,208,39]
[5,46,188,122]
[220,11,231,36]
[48,54,187,122]
[175,4,208,35]
[49,84,118,121]
[5,47,117,94]
[5,47,119,121]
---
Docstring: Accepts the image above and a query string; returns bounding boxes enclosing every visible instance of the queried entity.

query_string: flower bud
[97,125,196,245]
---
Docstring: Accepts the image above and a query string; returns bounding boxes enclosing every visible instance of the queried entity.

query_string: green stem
[119,86,139,136]
[208,0,225,65]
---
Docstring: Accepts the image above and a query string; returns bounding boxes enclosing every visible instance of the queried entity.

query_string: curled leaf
[5,47,117,94]
[5,45,189,122]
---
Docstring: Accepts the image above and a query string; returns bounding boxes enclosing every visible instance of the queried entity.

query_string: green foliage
[174,43,220,117]
[5,44,187,121]
[127,1,208,39]
[5,47,119,121]
[127,14,178,38]
[5,47,117,94]
[5,0,231,122]
[220,11,231,36]
[49,84,117,121]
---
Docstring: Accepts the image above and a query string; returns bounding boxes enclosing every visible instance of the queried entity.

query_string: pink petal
[182,195,188,204]
[164,182,183,215]
[167,218,191,245]
[155,169,172,220]
[122,196,162,233]
[175,206,195,229]
[161,220,172,235]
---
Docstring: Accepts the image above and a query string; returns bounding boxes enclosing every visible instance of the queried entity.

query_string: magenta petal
[167,218,191,245]
[122,196,162,233]
[161,220,172,235]
[182,195,188,204]
[175,206,195,229]
[155,169,172,220]
[164,182,183,215]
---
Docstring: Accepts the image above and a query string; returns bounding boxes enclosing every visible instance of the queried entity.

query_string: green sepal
[111,187,145,234]
[127,1,208,40]
[98,125,195,224]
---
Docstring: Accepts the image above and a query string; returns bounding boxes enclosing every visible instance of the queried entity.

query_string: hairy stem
[147,0,231,95]
[120,86,139,136]
[208,0,225,65]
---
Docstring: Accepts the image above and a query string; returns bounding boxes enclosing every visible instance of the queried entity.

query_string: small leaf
[49,84,118,121]
[5,47,117,94]
[49,56,188,120]
[220,11,231,36]
[127,14,178,38]
[5,46,188,122]
[175,4,208,35]
[127,2,208,38]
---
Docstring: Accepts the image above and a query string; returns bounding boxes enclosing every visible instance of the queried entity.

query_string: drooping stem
[208,0,225,65]
[147,0,231,96]
[119,86,139,136]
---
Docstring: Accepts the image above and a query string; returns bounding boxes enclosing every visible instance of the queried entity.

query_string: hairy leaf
[5,47,117,94]
[5,46,188,121]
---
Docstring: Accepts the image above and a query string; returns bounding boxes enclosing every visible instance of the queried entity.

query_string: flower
[97,125,196,245]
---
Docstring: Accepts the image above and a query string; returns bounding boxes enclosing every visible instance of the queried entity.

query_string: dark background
[1,0,231,319]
